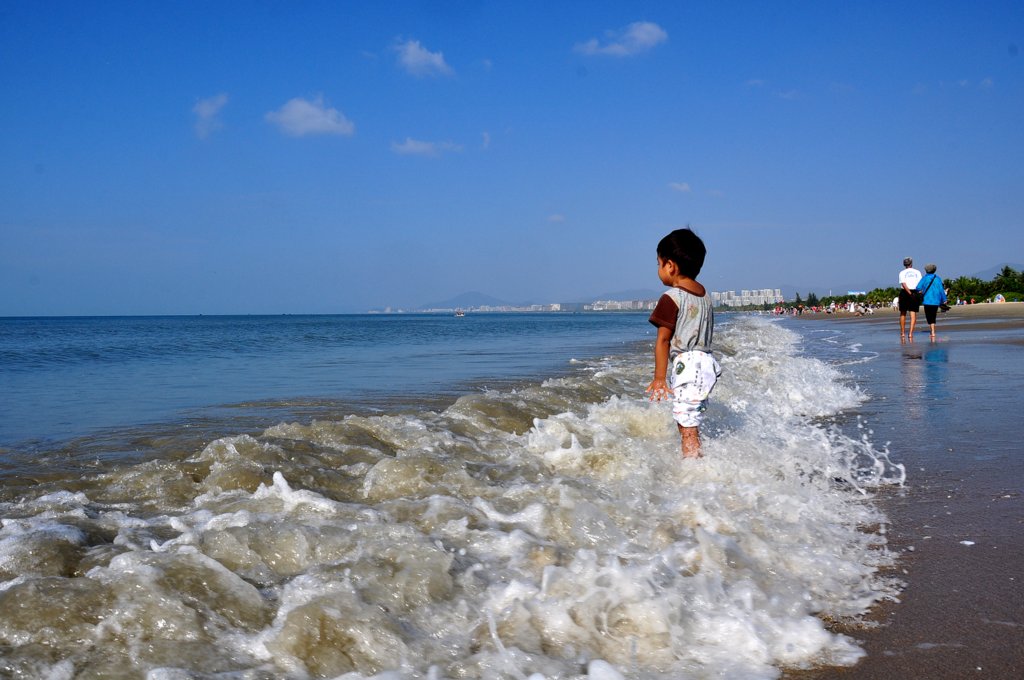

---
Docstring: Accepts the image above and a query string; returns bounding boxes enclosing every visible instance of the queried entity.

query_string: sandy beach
[807,300,1024,327]
[786,302,1024,679]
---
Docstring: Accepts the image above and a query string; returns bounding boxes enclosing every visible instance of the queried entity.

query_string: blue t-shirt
[916,274,947,306]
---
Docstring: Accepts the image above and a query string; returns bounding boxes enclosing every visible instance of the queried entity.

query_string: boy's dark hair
[657,228,706,278]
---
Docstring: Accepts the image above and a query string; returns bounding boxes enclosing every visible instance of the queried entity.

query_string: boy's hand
[646,378,671,401]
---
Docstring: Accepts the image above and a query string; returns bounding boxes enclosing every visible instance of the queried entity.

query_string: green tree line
[776,266,1024,311]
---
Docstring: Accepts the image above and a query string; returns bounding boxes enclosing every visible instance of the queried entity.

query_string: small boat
[454,309,465,317]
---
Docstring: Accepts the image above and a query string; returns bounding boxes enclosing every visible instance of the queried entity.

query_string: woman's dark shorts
[898,289,920,313]
[923,304,939,325]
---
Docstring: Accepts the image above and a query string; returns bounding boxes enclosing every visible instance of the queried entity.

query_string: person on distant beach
[898,257,922,342]
[646,228,722,459]
[916,263,948,341]
[917,264,946,342]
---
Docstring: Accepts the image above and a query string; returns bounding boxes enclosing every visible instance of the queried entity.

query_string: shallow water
[781,314,1024,679]
[0,315,905,679]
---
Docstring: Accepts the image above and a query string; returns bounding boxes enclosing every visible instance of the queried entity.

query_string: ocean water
[0,314,906,679]
[0,314,645,449]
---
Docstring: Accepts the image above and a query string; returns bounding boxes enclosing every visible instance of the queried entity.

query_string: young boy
[646,228,721,458]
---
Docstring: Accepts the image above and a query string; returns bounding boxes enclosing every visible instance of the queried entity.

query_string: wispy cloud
[669,182,691,193]
[193,93,228,139]
[391,138,462,157]
[574,21,667,57]
[922,78,996,93]
[547,213,566,223]
[394,39,454,77]
[481,131,491,150]
[265,96,355,137]
[745,79,767,88]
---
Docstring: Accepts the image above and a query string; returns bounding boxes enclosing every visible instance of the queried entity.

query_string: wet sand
[807,300,1024,326]
[786,303,1024,679]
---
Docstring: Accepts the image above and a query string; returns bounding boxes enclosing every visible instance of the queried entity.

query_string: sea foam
[0,316,905,679]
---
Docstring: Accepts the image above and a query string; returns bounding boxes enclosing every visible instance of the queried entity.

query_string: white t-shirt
[899,267,922,291]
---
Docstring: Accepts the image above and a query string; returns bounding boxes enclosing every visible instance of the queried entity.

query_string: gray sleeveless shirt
[663,287,714,356]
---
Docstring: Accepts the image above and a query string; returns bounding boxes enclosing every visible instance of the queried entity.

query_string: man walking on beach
[898,257,922,342]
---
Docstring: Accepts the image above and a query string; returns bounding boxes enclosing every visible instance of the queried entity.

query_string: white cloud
[395,39,454,77]
[574,21,667,57]
[745,79,767,88]
[481,131,491,150]
[547,213,566,223]
[265,95,355,137]
[669,182,691,193]
[193,93,228,139]
[391,137,462,157]
[980,77,994,89]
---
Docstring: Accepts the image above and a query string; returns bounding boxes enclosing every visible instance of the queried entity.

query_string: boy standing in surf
[646,228,721,459]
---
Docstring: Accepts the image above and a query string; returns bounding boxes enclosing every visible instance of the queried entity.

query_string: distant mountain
[421,291,512,309]
[970,262,1024,280]
[590,288,664,301]
[422,289,665,310]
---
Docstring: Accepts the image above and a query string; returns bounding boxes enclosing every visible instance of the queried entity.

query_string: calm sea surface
[0,313,646,450]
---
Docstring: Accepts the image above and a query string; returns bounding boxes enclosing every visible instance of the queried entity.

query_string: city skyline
[400,286,787,313]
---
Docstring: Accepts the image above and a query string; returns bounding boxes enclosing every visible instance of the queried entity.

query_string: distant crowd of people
[769,301,883,316]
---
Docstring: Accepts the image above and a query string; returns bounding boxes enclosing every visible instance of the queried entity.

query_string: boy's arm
[646,325,673,401]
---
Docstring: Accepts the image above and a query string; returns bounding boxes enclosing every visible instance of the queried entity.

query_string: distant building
[710,288,784,307]
[589,299,657,311]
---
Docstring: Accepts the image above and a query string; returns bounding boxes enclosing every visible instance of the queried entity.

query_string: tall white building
[711,288,784,307]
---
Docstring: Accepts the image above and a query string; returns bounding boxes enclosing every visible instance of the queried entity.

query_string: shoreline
[785,304,1024,679]
[794,300,1024,321]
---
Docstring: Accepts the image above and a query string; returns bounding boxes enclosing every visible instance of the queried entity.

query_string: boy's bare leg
[679,425,702,459]
[908,311,917,340]
[899,312,907,341]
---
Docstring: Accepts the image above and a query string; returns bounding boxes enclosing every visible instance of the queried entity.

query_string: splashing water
[0,316,904,679]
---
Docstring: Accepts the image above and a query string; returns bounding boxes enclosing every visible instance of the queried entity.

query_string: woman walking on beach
[898,257,922,342]
[916,263,948,341]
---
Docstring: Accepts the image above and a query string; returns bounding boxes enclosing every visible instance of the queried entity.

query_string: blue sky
[2,1,1022,314]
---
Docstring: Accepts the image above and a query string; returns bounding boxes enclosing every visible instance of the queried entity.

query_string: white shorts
[669,350,722,428]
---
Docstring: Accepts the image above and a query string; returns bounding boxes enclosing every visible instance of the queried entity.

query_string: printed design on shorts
[675,360,686,376]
